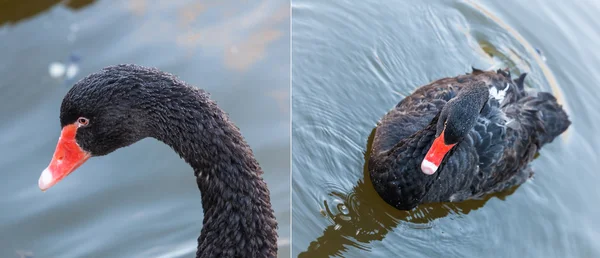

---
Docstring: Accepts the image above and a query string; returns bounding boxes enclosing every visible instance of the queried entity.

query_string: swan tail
[529,92,570,145]
[511,92,570,147]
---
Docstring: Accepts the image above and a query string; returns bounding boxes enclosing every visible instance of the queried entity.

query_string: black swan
[369,68,570,210]
[38,64,278,258]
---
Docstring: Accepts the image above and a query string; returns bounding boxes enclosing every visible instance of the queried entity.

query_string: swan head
[421,82,489,175]
[39,65,157,191]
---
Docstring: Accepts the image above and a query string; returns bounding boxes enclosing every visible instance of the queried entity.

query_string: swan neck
[143,83,277,257]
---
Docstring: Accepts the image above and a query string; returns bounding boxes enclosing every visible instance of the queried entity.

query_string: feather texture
[369,69,570,210]
[60,64,278,258]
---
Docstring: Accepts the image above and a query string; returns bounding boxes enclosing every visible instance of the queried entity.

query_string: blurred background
[292,0,599,257]
[0,0,289,257]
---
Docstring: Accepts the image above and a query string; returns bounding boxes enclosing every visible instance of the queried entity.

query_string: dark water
[292,0,600,257]
[0,1,290,257]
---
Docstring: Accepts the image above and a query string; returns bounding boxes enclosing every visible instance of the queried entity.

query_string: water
[0,1,290,257]
[292,0,600,257]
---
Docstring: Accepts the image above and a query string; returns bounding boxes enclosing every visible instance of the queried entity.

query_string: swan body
[369,68,570,210]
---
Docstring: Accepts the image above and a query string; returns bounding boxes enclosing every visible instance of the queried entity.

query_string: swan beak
[39,124,91,191]
[421,130,455,175]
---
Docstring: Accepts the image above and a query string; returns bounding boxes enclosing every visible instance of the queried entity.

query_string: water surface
[0,1,290,257]
[292,0,600,257]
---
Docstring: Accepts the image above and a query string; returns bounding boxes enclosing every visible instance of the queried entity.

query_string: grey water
[0,0,290,257]
[292,0,600,257]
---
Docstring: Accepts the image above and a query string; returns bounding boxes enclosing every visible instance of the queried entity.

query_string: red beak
[421,130,456,175]
[39,124,91,191]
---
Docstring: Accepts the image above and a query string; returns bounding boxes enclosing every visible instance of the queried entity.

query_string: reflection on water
[0,0,96,26]
[299,129,521,257]
[292,0,600,257]
[0,0,289,257]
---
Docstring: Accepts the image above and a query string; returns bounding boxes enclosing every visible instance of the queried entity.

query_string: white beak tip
[38,167,54,191]
[421,160,438,175]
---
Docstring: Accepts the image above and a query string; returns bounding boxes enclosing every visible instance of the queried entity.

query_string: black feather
[369,69,570,210]
[514,73,528,91]
[60,64,278,258]
[471,66,484,74]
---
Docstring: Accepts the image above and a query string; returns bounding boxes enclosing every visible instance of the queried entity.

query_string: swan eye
[77,117,89,127]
